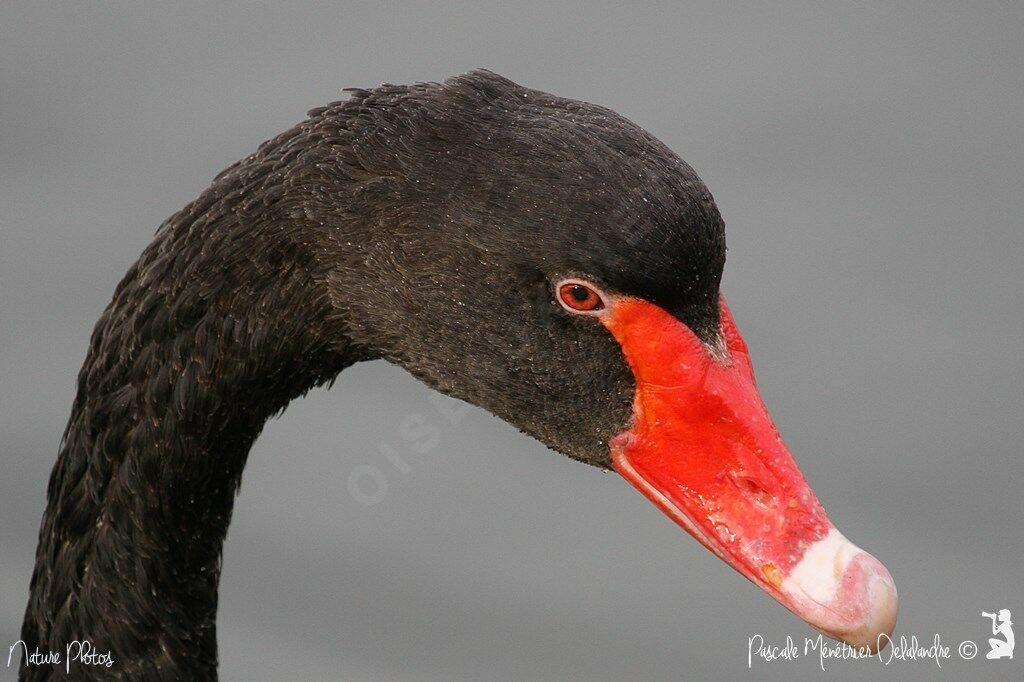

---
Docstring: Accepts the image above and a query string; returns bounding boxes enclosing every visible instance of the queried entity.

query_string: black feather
[20,70,726,680]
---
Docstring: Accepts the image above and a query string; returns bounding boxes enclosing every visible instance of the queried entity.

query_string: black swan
[20,70,897,679]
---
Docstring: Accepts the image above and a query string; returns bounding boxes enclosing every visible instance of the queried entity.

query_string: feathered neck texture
[20,130,362,679]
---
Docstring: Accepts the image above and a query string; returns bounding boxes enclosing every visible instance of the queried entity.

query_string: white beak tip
[781,528,898,653]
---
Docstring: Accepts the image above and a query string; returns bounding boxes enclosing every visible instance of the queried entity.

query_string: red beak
[602,296,897,652]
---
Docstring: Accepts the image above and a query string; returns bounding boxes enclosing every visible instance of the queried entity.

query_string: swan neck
[20,158,357,678]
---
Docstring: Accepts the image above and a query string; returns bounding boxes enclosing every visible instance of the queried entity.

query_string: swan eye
[557,282,605,313]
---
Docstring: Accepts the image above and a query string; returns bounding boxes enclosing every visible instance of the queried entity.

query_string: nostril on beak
[731,472,774,507]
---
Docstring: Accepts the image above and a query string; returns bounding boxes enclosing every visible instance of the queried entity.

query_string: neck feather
[20,150,359,679]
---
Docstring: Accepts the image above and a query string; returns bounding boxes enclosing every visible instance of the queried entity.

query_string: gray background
[2,2,1022,680]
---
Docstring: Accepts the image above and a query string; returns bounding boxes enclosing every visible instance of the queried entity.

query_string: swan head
[313,70,896,650]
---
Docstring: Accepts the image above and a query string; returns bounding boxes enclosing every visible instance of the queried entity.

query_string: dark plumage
[21,70,726,680]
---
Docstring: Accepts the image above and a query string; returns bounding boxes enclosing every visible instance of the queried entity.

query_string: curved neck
[20,152,361,679]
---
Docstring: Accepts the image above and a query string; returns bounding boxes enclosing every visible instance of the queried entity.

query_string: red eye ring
[557,281,605,313]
